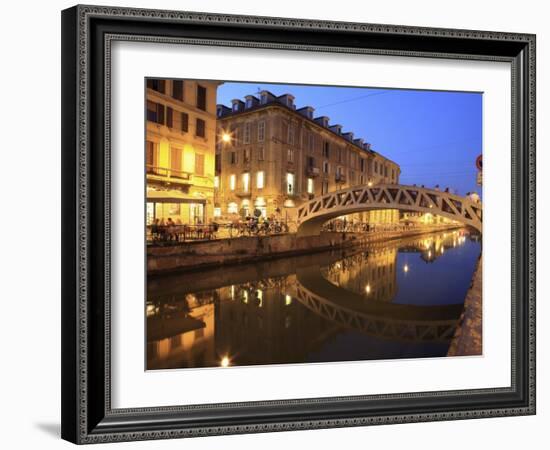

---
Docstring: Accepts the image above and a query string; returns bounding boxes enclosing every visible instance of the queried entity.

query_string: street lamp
[221,132,231,143]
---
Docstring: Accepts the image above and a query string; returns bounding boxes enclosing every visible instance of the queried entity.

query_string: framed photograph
[61,5,536,444]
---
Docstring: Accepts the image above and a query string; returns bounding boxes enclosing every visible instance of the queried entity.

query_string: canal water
[146,230,481,370]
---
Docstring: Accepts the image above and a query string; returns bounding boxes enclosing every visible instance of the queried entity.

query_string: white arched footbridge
[297,184,482,237]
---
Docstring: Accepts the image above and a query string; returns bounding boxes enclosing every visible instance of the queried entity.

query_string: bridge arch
[295,265,463,343]
[296,184,482,237]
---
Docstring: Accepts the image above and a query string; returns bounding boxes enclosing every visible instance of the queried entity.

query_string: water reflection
[147,229,481,370]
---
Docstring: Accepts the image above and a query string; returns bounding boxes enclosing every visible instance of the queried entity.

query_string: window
[195,153,205,176]
[309,133,315,152]
[257,146,265,161]
[360,158,366,172]
[260,93,268,104]
[214,176,219,189]
[146,101,164,124]
[180,112,189,132]
[230,152,237,164]
[243,148,250,163]
[228,202,238,214]
[323,141,330,158]
[307,156,315,168]
[243,122,251,144]
[232,103,239,112]
[307,178,314,194]
[385,166,388,177]
[374,161,378,174]
[229,174,236,191]
[323,161,329,174]
[196,85,207,111]
[166,107,173,128]
[170,147,182,175]
[322,180,329,195]
[196,118,206,138]
[392,169,395,181]
[256,171,264,189]
[338,148,342,163]
[146,141,156,169]
[215,154,221,172]
[213,207,221,217]
[286,173,295,195]
[258,121,265,142]
[246,98,253,109]
[242,173,250,192]
[287,124,294,145]
[287,148,294,163]
[146,79,165,93]
[172,80,183,101]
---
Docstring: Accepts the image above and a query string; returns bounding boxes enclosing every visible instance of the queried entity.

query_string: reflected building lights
[220,355,230,367]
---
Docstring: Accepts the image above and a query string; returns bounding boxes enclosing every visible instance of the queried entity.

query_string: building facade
[146,79,222,225]
[214,90,400,224]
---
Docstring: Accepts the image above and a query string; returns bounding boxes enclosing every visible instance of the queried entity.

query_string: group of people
[149,217,218,242]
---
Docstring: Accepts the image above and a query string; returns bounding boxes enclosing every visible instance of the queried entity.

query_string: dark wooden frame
[61,4,536,444]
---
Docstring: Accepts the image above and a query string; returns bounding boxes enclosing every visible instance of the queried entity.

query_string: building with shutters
[214,90,401,224]
[145,78,222,225]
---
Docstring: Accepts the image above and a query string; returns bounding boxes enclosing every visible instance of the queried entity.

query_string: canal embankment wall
[447,256,482,356]
[148,225,463,275]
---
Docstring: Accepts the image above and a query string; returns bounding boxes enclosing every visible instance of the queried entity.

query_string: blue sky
[217,82,482,196]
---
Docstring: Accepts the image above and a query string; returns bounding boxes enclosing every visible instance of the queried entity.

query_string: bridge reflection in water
[146,230,481,370]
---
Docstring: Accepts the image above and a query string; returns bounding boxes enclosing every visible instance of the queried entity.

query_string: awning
[146,189,206,204]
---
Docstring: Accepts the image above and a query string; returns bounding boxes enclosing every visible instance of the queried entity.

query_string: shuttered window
[146,79,165,93]
[180,112,189,132]
[197,85,207,111]
[196,118,205,137]
[195,153,205,176]
[172,80,184,101]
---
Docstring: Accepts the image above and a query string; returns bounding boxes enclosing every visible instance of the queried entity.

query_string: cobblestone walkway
[447,257,482,356]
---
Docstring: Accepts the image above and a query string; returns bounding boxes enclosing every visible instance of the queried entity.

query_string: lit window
[213,207,221,217]
[307,178,314,194]
[242,173,250,192]
[286,173,295,195]
[214,176,219,189]
[256,171,264,189]
[228,202,238,214]
[287,148,294,162]
[229,174,236,191]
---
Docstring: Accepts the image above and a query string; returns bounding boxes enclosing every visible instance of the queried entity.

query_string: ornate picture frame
[61,5,536,444]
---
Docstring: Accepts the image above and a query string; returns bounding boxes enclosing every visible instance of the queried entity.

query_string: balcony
[235,189,252,198]
[146,165,193,184]
[306,166,320,177]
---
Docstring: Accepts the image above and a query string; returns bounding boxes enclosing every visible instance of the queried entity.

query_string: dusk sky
[217,82,482,196]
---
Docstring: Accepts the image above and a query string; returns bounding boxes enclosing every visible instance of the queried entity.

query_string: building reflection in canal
[147,229,481,370]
